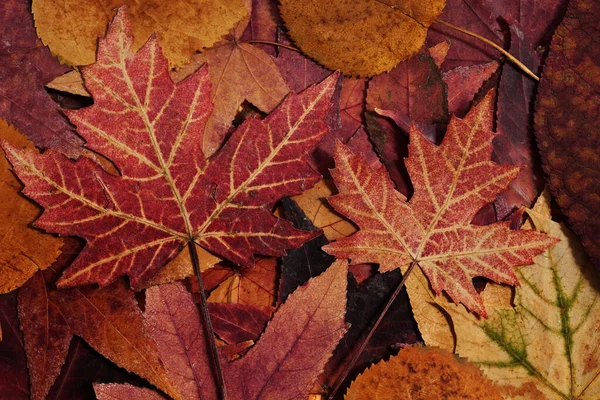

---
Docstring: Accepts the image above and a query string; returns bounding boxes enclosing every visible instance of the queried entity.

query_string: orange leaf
[0,120,62,294]
[323,92,557,316]
[345,346,502,400]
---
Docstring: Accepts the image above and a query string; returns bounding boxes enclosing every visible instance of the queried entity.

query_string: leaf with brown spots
[407,191,600,399]
[1,8,339,289]
[535,0,600,267]
[280,0,446,76]
[0,120,63,294]
[345,346,502,400]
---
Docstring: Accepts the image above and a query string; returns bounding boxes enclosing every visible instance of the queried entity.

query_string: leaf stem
[189,243,228,400]
[244,40,302,53]
[328,260,418,399]
[434,19,540,81]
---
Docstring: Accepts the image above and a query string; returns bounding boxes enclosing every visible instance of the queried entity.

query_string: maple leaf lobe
[1,8,339,289]
[324,93,557,316]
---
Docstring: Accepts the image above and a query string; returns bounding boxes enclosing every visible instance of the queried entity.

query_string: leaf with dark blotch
[208,302,272,344]
[97,260,349,400]
[324,93,557,316]
[1,8,338,289]
[0,292,29,399]
[18,270,176,400]
[0,0,83,157]
[279,197,336,303]
[535,0,600,267]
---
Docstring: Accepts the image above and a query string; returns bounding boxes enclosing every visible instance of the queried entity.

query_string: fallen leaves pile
[0,0,598,399]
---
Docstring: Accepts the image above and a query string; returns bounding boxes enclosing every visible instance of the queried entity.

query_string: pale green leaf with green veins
[406,191,600,399]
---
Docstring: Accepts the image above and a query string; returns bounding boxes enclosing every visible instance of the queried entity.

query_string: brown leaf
[208,302,272,344]
[280,0,446,76]
[32,0,248,67]
[535,0,600,267]
[345,346,503,400]
[18,271,176,400]
[0,120,63,294]
[173,0,290,157]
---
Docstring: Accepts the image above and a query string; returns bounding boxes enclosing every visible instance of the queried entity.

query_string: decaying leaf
[280,0,446,76]
[0,0,83,157]
[32,0,247,67]
[173,0,290,157]
[323,92,556,316]
[18,271,176,400]
[535,0,600,267]
[407,191,600,399]
[345,346,502,400]
[1,9,338,289]
[96,260,349,400]
[0,120,63,294]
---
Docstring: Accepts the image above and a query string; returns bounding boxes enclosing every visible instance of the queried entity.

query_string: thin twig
[244,40,302,53]
[190,243,228,400]
[434,19,540,81]
[328,261,418,400]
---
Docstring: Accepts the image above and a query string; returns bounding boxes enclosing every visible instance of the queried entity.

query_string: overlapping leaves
[323,93,556,316]
[1,8,338,288]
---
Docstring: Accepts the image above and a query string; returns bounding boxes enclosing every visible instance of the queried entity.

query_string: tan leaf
[408,191,600,399]
[280,0,446,76]
[32,0,247,67]
[45,70,90,97]
[345,346,502,400]
[0,119,62,294]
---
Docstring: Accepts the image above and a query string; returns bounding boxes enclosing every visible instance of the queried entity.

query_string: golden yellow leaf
[291,179,357,241]
[280,0,446,76]
[407,191,600,399]
[32,0,247,67]
[345,346,502,400]
[0,119,63,294]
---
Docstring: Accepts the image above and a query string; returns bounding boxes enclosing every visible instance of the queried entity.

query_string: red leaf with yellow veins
[1,8,338,289]
[323,93,557,316]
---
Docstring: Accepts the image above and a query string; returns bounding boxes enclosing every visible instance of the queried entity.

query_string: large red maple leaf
[323,93,557,316]
[1,8,338,288]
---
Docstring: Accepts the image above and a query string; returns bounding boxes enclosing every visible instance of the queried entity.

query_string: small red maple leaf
[323,93,558,316]
[1,7,339,288]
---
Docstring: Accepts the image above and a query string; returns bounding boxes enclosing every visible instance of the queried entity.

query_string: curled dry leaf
[345,346,502,400]
[280,0,446,76]
[32,0,247,67]
[96,260,349,400]
[535,0,600,267]
[1,8,339,289]
[323,92,557,316]
[408,191,600,399]
[0,120,62,294]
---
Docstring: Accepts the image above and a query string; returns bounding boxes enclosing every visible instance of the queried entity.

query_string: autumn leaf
[345,346,502,400]
[96,259,349,399]
[18,270,176,400]
[443,61,498,117]
[32,0,247,67]
[0,292,28,399]
[280,0,446,76]
[208,302,272,344]
[171,0,290,157]
[0,0,83,157]
[1,8,339,289]
[323,92,556,316]
[408,191,600,399]
[535,0,600,267]
[0,120,63,294]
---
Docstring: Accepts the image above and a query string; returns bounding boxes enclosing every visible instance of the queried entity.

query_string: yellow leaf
[280,0,446,76]
[407,191,600,399]
[0,119,62,294]
[345,346,502,400]
[32,0,247,67]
